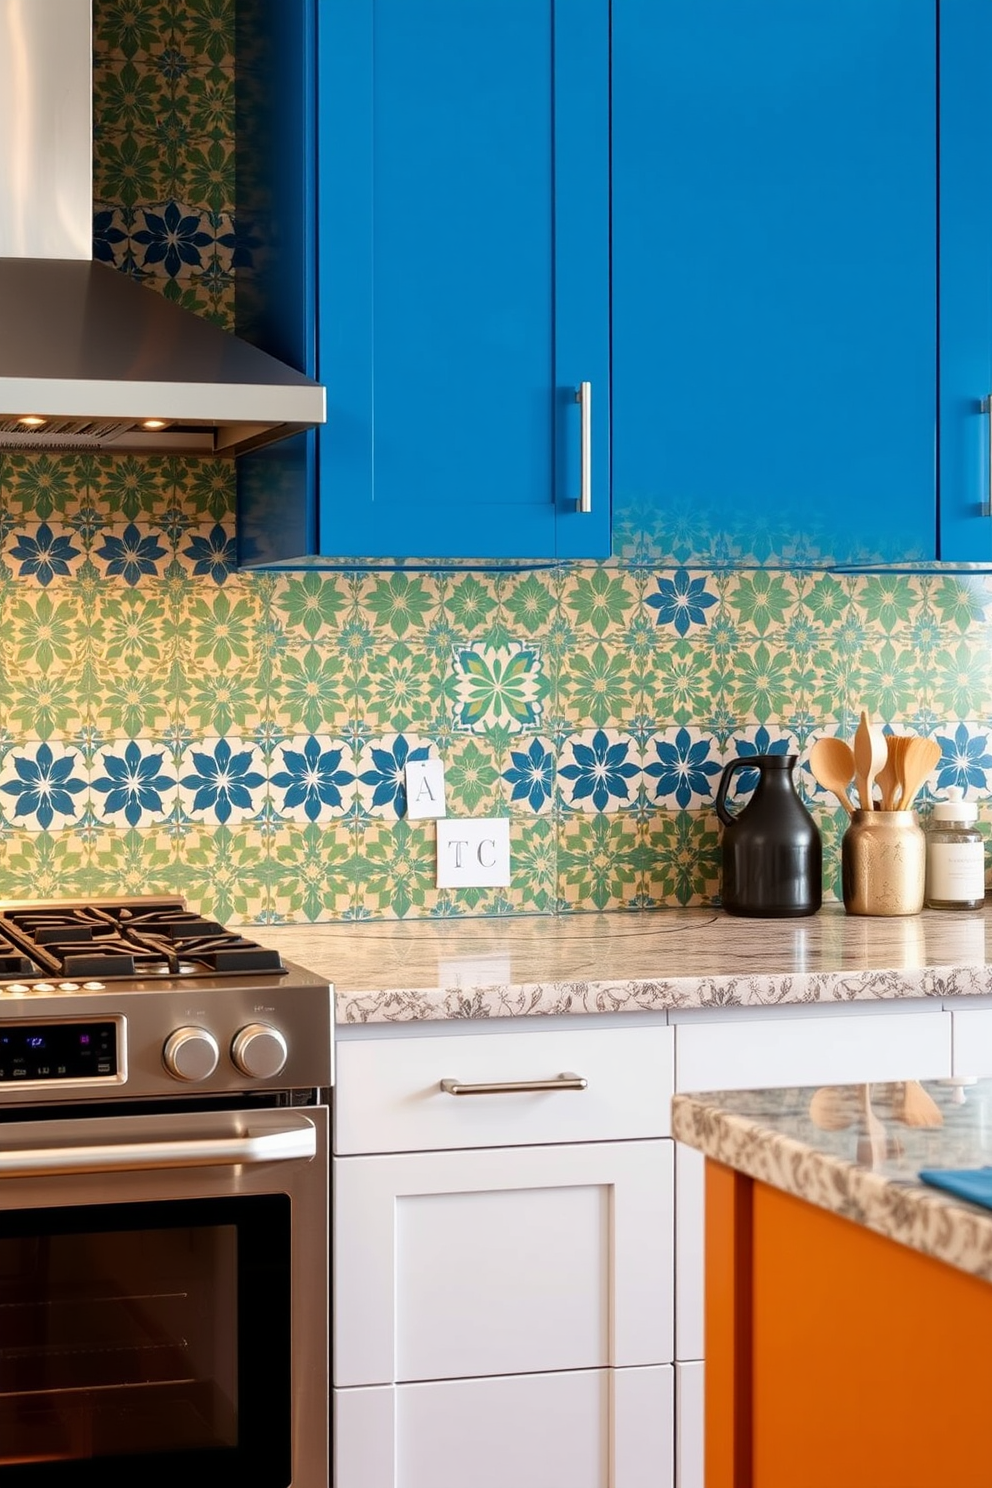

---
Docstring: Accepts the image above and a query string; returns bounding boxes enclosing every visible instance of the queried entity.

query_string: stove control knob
[163,1027,219,1082]
[231,1023,288,1080]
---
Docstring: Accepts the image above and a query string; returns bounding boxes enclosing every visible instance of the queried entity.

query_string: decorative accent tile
[448,642,547,734]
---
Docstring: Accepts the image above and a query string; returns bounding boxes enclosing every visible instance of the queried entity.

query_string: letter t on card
[405,758,447,820]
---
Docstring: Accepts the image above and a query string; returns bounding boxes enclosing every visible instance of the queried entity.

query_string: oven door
[0,1105,327,1488]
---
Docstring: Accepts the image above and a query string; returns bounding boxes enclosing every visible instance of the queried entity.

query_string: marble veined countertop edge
[252,904,992,1023]
[671,1082,992,1282]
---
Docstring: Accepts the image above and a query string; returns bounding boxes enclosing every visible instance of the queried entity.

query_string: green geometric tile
[353,642,447,734]
[560,563,640,638]
[638,810,722,907]
[173,822,271,923]
[266,821,359,922]
[556,640,638,729]
[849,573,926,632]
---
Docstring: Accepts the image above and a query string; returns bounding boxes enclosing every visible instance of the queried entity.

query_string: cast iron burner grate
[0,901,286,981]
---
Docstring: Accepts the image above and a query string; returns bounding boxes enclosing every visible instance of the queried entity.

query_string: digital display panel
[0,1022,117,1081]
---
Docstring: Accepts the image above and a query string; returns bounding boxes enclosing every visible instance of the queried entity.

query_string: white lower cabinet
[951,1006,992,1076]
[334,1000,957,1487]
[333,1022,676,1487]
[334,1365,674,1488]
[675,1361,704,1488]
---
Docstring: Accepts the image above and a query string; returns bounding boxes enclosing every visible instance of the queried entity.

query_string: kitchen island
[673,1077,992,1488]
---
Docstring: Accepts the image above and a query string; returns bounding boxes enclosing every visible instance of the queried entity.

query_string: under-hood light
[17,416,45,427]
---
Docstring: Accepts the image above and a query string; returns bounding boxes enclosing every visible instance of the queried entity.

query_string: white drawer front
[675,1008,950,1093]
[334,1140,674,1385]
[334,1024,673,1153]
[334,1365,674,1488]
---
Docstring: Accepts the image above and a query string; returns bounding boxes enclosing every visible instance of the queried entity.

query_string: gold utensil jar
[841,810,926,915]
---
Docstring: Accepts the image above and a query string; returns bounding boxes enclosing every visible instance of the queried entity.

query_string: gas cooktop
[0,897,286,982]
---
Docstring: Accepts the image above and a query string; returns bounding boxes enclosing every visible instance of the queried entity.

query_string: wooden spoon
[853,711,886,812]
[808,737,856,815]
[897,736,941,811]
[875,734,904,811]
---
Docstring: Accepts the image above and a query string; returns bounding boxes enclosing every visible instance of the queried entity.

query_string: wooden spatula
[897,736,941,811]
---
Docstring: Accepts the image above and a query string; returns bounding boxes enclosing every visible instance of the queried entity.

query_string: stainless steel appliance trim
[0,1103,330,1488]
[439,1070,588,1096]
[0,1119,317,1178]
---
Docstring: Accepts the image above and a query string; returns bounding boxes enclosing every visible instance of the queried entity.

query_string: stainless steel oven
[0,898,332,1488]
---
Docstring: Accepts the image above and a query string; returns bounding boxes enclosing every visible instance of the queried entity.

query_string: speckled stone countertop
[253,903,992,1023]
[672,1077,992,1281]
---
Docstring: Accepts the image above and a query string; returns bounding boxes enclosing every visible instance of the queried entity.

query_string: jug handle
[715,758,751,827]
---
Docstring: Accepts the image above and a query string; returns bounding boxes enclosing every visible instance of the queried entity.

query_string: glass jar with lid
[924,787,986,910]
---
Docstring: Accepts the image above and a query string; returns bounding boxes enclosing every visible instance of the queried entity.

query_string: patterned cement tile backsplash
[0,0,982,923]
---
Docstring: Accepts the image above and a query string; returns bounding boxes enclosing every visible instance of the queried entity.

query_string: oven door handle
[0,1122,318,1178]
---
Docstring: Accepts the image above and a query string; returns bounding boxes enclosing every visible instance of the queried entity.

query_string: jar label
[926,841,985,903]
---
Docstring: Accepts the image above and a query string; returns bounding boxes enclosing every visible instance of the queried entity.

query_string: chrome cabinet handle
[575,381,592,512]
[985,394,992,518]
[440,1071,587,1097]
[0,1122,317,1178]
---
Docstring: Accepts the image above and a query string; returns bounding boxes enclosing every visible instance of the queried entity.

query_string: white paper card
[436,817,511,887]
[405,758,447,819]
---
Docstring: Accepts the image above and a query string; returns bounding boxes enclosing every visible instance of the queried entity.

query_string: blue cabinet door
[612,0,937,570]
[313,0,609,563]
[939,0,992,564]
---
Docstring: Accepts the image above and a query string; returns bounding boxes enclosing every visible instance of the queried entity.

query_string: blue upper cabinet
[240,0,610,567]
[939,0,992,564]
[612,0,940,570]
[239,1,992,571]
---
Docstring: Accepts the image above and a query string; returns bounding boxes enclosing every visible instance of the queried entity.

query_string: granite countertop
[672,1076,992,1281]
[253,903,992,1023]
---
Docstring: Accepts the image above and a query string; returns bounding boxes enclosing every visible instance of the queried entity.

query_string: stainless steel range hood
[0,0,325,456]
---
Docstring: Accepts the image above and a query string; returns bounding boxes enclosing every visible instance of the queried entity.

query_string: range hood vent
[0,0,325,457]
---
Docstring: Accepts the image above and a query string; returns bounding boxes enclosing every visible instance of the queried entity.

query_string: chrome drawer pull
[575,381,592,512]
[440,1071,587,1097]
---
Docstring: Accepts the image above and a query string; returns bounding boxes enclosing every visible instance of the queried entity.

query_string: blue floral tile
[932,722,992,801]
[91,523,170,585]
[4,524,86,585]
[177,736,268,825]
[501,736,555,814]
[642,726,724,810]
[643,568,719,637]
[558,728,640,814]
[91,739,179,826]
[174,521,237,583]
[0,742,90,832]
[269,735,357,823]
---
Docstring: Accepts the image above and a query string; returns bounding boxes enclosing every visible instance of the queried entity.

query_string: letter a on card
[405,758,447,820]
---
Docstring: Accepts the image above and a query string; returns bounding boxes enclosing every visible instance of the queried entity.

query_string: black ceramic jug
[715,754,822,917]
